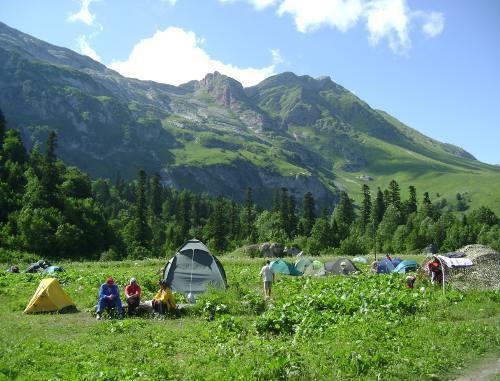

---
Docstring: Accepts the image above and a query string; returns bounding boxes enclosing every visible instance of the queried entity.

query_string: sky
[1,0,499,164]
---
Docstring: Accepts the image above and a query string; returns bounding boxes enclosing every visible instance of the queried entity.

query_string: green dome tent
[303,260,325,276]
[163,239,227,294]
[295,257,313,273]
[270,259,303,276]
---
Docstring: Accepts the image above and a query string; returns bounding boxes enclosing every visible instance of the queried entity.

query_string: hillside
[0,21,498,211]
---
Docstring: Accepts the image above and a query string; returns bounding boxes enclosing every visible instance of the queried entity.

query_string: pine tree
[361,184,372,229]
[371,187,385,227]
[334,191,355,240]
[205,196,227,252]
[242,187,256,241]
[388,179,401,211]
[302,192,316,236]
[406,185,417,215]
[135,169,150,247]
[40,131,61,208]
[150,173,162,217]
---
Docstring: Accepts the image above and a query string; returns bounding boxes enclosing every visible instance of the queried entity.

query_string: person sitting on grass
[96,277,123,320]
[152,280,176,314]
[124,277,141,317]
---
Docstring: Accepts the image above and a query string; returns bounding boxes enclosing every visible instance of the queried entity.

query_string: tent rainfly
[163,239,227,294]
[393,260,419,274]
[24,278,76,314]
[270,259,303,276]
[324,258,360,275]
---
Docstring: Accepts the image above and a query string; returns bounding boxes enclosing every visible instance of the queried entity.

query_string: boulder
[284,246,301,256]
[260,242,284,257]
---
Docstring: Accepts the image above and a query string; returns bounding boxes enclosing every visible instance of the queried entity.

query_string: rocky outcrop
[164,159,337,208]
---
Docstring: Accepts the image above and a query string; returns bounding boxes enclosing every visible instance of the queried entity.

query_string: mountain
[1,21,499,211]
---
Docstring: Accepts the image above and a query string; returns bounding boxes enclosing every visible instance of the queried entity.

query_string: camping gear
[295,257,313,273]
[24,278,76,314]
[7,266,19,273]
[352,256,369,264]
[163,239,227,294]
[43,266,65,274]
[377,258,395,274]
[270,259,303,276]
[303,260,325,276]
[436,255,473,268]
[324,258,360,275]
[391,257,403,267]
[442,252,465,258]
[393,260,419,274]
[25,259,51,273]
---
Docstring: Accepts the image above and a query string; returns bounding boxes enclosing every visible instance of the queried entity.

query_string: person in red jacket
[124,278,141,316]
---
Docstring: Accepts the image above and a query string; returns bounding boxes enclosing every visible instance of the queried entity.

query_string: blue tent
[377,258,395,274]
[270,259,303,276]
[352,256,369,264]
[393,260,418,274]
[43,266,65,274]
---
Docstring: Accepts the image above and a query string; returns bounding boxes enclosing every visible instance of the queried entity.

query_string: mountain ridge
[0,21,498,212]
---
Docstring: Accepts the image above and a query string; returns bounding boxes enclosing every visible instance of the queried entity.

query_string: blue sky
[1,0,499,164]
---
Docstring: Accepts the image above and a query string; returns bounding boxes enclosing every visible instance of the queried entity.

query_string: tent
[270,259,302,276]
[295,258,313,273]
[352,256,369,264]
[43,266,65,274]
[393,260,418,274]
[163,239,227,294]
[303,260,325,276]
[324,258,360,275]
[377,258,395,274]
[24,278,76,314]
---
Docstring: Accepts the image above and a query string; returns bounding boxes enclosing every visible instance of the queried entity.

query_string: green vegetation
[0,258,498,380]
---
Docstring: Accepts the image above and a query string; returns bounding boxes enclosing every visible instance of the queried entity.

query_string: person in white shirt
[259,260,275,298]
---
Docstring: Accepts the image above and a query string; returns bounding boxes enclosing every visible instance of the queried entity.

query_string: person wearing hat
[124,278,141,317]
[152,280,176,314]
[96,277,123,320]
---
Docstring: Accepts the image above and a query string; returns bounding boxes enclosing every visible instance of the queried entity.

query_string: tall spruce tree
[302,192,316,236]
[388,179,401,211]
[135,169,149,247]
[371,187,385,227]
[206,196,227,252]
[40,131,61,208]
[242,187,256,241]
[361,184,372,229]
[287,195,298,237]
[150,173,162,217]
[405,185,418,215]
[334,191,355,240]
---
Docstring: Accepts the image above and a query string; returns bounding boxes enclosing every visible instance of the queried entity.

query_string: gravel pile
[450,245,500,290]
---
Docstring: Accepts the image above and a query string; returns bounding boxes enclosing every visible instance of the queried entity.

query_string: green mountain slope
[0,21,498,211]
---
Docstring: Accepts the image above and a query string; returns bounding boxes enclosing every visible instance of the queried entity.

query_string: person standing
[96,277,123,320]
[124,278,141,316]
[259,260,274,298]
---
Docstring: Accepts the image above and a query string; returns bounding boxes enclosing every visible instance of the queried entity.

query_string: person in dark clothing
[25,260,50,273]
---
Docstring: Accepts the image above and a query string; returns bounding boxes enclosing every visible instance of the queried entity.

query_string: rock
[259,242,284,257]
[284,246,301,256]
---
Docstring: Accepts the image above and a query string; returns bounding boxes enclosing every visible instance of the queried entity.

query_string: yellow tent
[24,278,76,314]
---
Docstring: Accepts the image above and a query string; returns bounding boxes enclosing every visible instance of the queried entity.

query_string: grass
[0,256,498,380]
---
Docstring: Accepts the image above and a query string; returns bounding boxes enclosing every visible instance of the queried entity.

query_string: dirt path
[454,357,500,381]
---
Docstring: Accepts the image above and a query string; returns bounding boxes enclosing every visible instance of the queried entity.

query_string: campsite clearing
[0,256,499,380]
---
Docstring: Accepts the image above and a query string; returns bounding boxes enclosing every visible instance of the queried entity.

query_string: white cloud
[77,35,101,61]
[67,0,97,26]
[271,49,284,65]
[219,0,444,53]
[278,0,364,33]
[162,0,178,5]
[219,0,279,10]
[108,27,281,87]
[365,0,410,52]
[422,12,444,37]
